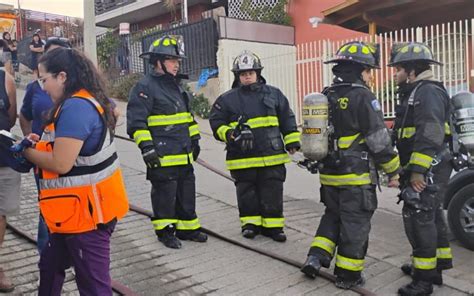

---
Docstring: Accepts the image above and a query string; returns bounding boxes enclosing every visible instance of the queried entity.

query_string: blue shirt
[20,81,53,135]
[55,98,104,156]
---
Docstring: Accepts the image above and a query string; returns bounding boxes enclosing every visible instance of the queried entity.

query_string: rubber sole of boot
[300,264,319,279]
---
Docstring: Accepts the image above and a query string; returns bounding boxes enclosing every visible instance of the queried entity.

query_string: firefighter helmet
[139,35,186,59]
[388,42,441,66]
[232,50,263,73]
[325,41,380,69]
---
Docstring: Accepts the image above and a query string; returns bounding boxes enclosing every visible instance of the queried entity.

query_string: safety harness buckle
[360,151,368,160]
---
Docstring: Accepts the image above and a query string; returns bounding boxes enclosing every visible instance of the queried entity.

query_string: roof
[322,0,474,33]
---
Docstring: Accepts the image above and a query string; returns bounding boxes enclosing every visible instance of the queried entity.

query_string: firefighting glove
[400,186,421,209]
[142,146,160,169]
[285,142,301,152]
[192,139,200,160]
[233,123,254,152]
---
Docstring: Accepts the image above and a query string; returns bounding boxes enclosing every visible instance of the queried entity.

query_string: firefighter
[388,42,453,296]
[209,50,301,242]
[127,35,207,249]
[300,41,401,289]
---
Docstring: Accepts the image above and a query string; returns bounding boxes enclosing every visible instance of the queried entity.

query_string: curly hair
[39,47,116,130]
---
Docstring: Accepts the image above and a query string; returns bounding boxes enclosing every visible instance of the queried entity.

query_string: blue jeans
[34,173,49,253]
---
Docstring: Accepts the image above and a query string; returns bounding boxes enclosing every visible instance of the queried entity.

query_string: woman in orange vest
[15,47,129,295]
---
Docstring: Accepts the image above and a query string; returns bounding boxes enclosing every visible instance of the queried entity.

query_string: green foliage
[240,0,292,26]
[109,73,143,101]
[190,92,211,119]
[97,30,120,70]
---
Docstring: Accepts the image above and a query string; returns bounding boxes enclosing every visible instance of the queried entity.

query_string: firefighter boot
[335,273,366,289]
[157,226,182,249]
[401,264,443,285]
[261,228,287,242]
[242,224,260,239]
[300,255,322,279]
[177,230,208,242]
[398,280,433,296]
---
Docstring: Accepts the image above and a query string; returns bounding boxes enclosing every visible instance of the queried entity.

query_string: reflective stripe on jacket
[209,83,300,170]
[127,72,199,167]
[36,89,129,234]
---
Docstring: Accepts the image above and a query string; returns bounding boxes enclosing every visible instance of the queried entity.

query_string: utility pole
[17,0,22,39]
[182,0,188,24]
[83,0,98,66]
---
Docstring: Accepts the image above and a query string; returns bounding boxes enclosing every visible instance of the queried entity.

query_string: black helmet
[139,35,186,59]
[325,41,380,69]
[231,50,263,73]
[388,42,441,66]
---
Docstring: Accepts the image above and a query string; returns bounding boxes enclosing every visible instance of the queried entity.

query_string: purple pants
[38,222,116,296]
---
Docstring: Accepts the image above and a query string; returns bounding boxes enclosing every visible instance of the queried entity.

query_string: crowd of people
[0,34,457,296]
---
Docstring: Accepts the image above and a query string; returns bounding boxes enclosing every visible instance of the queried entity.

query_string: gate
[296,18,474,119]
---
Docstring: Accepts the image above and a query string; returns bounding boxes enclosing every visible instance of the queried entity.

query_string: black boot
[398,280,433,296]
[242,225,260,239]
[300,255,322,279]
[401,264,443,286]
[261,228,287,242]
[335,274,365,289]
[157,226,182,249]
[176,230,208,242]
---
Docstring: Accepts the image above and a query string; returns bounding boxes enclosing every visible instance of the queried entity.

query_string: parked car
[445,167,474,251]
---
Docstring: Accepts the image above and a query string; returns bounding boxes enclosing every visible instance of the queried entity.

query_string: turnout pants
[230,164,286,232]
[308,185,377,281]
[402,160,453,281]
[148,164,201,236]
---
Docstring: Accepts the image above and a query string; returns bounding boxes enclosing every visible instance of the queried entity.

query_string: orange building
[288,0,365,44]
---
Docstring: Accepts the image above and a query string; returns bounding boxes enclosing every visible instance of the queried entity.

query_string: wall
[217,39,299,120]
[288,0,366,44]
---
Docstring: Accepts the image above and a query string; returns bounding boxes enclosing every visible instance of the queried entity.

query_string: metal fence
[296,18,474,119]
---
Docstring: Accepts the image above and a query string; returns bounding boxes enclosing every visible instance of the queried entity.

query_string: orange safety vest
[36,89,129,234]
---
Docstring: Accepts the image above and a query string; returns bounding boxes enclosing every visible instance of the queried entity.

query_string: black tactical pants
[230,164,286,232]
[402,160,453,281]
[309,184,377,281]
[148,164,200,237]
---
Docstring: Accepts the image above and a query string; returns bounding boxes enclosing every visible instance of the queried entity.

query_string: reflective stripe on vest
[152,218,178,230]
[335,254,364,272]
[37,90,129,234]
[262,217,285,228]
[176,218,201,230]
[412,256,437,270]
[319,173,371,186]
[240,216,262,227]
[226,153,290,170]
[311,236,336,256]
[147,112,193,126]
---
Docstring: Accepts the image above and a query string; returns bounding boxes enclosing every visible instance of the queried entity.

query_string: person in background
[29,33,44,78]
[19,37,72,254]
[2,32,15,77]
[15,47,129,295]
[0,63,19,293]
